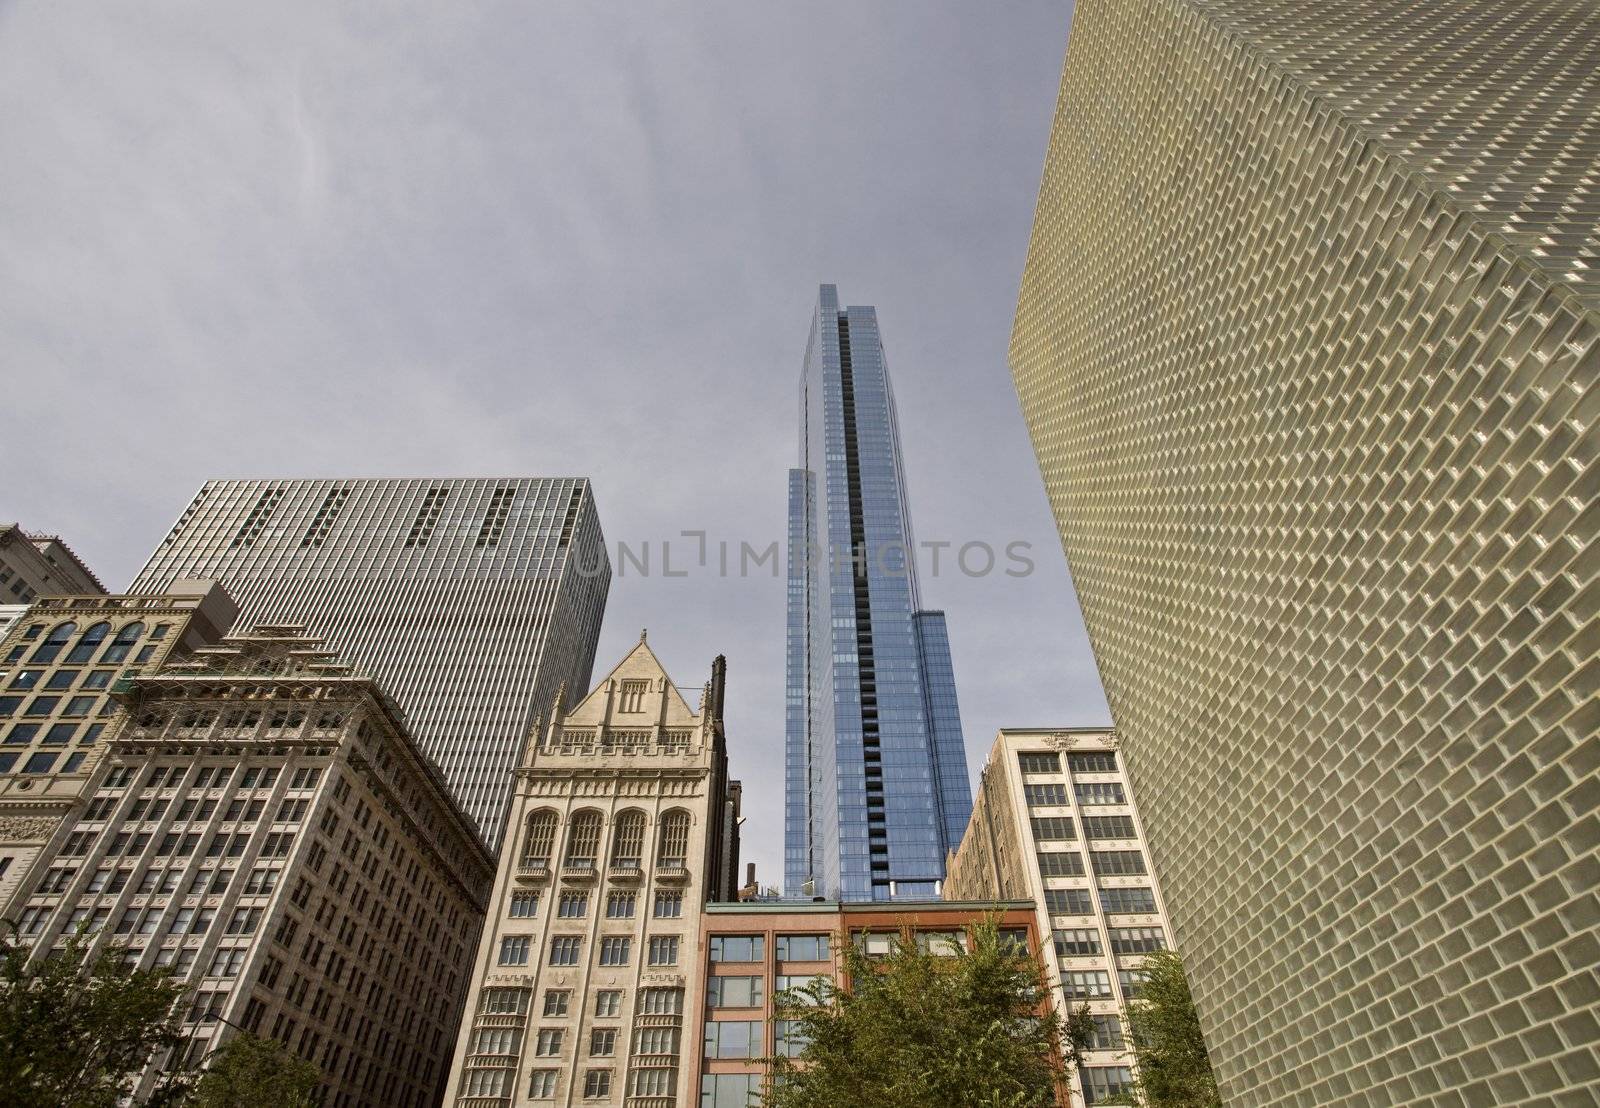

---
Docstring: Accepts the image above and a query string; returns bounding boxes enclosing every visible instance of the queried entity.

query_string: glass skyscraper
[785,285,972,901]
[130,478,610,849]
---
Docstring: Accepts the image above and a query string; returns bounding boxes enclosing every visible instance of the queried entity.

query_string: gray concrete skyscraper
[1011,1,1599,1104]
[785,285,972,902]
[131,478,610,848]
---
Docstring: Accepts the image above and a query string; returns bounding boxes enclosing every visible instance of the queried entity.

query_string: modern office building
[946,729,1184,1107]
[9,625,494,1108]
[785,284,973,901]
[0,523,105,602]
[692,899,1044,1107]
[1009,1,1600,1102]
[447,635,741,1108]
[0,581,238,910]
[130,478,611,849]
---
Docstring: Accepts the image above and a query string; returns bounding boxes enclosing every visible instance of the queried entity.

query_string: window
[1037,851,1086,876]
[703,1020,762,1059]
[1118,969,1151,998]
[45,671,78,690]
[1024,782,1068,806]
[775,934,830,961]
[1088,1015,1125,1051]
[594,990,621,1018]
[534,1029,563,1056]
[610,809,646,867]
[207,948,248,978]
[541,989,570,1017]
[10,671,41,690]
[589,1028,617,1057]
[647,935,679,966]
[1110,927,1167,954]
[702,1074,763,1107]
[459,1070,509,1098]
[654,891,683,918]
[3,724,38,745]
[617,680,648,713]
[1054,928,1101,957]
[289,766,322,789]
[498,937,530,966]
[1018,752,1060,774]
[656,809,689,867]
[82,671,113,691]
[0,697,18,717]
[776,1020,809,1057]
[549,937,582,965]
[29,622,76,664]
[1082,815,1137,839]
[521,809,558,865]
[1083,1066,1134,1104]
[1045,888,1095,915]
[63,696,98,717]
[637,987,682,1015]
[527,1070,558,1099]
[510,890,540,918]
[1075,782,1126,806]
[100,623,144,664]
[631,1026,679,1056]
[1091,851,1147,876]
[581,1070,611,1098]
[557,892,588,919]
[708,975,763,1007]
[471,1027,521,1056]
[776,974,831,1004]
[22,752,57,774]
[709,935,763,962]
[43,723,76,745]
[1068,752,1118,774]
[65,623,110,665]
[598,936,631,966]
[1031,816,1076,841]
[1063,971,1113,999]
[606,891,636,919]
[1099,886,1157,914]
[564,810,602,868]
[25,697,59,717]
[481,988,530,1015]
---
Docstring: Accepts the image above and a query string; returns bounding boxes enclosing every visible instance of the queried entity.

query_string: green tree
[763,915,1065,1108]
[1122,949,1221,1108]
[189,1031,319,1108]
[0,923,189,1108]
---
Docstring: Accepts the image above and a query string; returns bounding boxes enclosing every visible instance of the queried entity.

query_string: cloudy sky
[1,0,1104,884]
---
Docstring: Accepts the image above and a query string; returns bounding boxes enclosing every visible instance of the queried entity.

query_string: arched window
[29,622,77,664]
[610,810,646,868]
[520,809,558,866]
[99,623,145,664]
[564,810,603,868]
[657,810,690,868]
[65,622,110,665]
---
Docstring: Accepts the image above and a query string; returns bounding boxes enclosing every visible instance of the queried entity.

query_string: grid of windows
[1099,886,1157,914]
[1030,816,1076,841]
[1081,815,1136,840]
[1090,850,1147,876]
[1036,851,1086,876]
[1054,928,1102,957]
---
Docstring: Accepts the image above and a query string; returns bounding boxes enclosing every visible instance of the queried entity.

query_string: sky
[0,0,1106,887]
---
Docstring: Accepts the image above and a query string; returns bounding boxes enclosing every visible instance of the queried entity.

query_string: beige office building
[1010,1,1600,1103]
[448,635,740,1108]
[946,729,1178,1107]
[8,625,493,1108]
[0,581,238,910]
[0,523,104,603]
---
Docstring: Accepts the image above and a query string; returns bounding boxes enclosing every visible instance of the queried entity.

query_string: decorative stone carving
[0,815,60,843]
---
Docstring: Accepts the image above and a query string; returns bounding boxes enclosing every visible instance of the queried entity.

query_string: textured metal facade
[785,285,973,901]
[1010,1,1600,1104]
[131,479,610,850]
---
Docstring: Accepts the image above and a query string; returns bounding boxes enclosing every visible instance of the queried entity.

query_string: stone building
[690,899,1045,1107]
[0,580,238,910]
[1009,0,1600,1101]
[447,635,740,1108]
[8,625,493,1108]
[0,523,104,603]
[945,728,1183,1107]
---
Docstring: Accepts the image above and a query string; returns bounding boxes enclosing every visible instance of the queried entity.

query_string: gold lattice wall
[1010,0,1599,1103]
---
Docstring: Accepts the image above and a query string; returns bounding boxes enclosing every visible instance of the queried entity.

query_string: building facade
[692,899,1044,1107]
[8,625,493,1107]
[1009,1,1600,1102]
[448,636,740,1108]
[946,729,1182,1107]
[785,284,973,901]
[0,581,238,910]
[130,478,611,849]
[0,523,105,602]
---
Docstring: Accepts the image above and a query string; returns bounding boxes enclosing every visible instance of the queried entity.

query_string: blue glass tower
[784,285,973,901]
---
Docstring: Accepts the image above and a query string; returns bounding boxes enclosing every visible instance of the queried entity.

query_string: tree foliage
[0,923,188,1108]
[190,1032,319,1108]
[763,915,1065,1108]
[1122,949,1221,1108]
